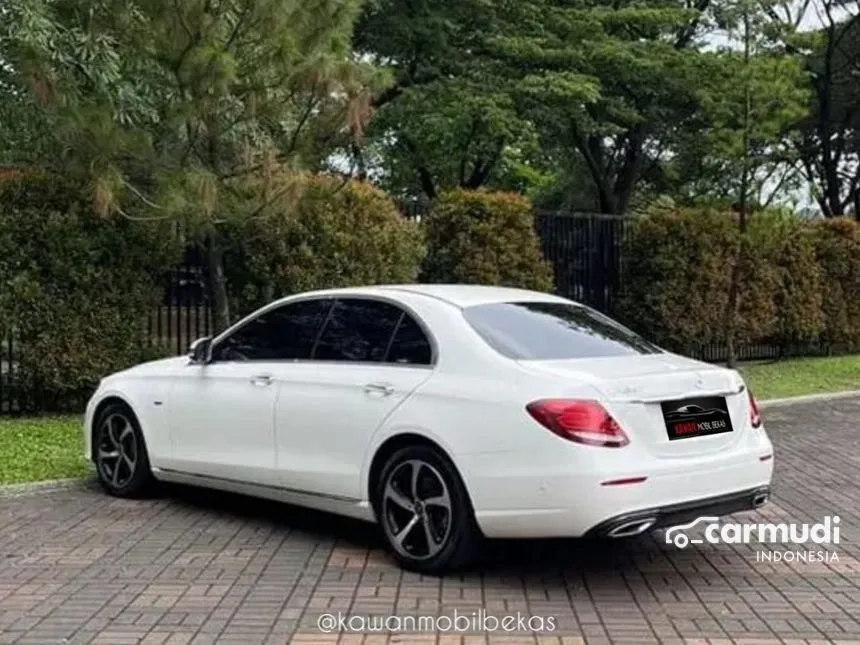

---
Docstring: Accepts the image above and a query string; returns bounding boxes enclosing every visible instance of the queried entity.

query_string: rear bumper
[461,440,774,538]
[583,485,771,538]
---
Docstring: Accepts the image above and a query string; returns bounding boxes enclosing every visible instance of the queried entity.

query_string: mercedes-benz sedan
[85,284,773,572]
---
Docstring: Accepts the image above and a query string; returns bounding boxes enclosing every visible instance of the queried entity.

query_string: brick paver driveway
[2,397,860,645]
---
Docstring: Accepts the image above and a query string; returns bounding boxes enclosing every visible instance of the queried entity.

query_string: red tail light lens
[748,389,762,428]
[526,399,629,447]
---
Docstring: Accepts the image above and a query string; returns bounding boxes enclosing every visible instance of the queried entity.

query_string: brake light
[748,389,762,428]
[526,399,629,447]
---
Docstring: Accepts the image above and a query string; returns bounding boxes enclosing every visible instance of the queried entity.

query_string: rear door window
[386,313,433,365]
[313,298,404,362]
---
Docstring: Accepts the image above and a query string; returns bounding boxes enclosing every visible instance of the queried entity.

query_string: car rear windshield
[462,301,661,360]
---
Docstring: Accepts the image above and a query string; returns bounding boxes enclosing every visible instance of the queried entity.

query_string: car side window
[212,298,332,361]
[313,298,406,362]
[386,313,433,365]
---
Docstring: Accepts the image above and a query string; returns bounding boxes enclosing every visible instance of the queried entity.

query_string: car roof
[282,284,574,309]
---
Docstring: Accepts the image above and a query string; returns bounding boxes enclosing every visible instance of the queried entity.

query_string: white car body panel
[274,361,432,499]
[166,361,283,485]
[85,284,774,540]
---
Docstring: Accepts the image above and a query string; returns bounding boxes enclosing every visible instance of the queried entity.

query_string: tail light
[748,389,762,428]
[526,399,629,447]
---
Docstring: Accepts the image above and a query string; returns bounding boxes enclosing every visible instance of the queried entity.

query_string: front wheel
[374,445,480,573]
[93,403,156,498]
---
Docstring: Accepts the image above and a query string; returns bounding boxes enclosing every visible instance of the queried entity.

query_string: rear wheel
[93,403,156,498]
[374,445,480,573]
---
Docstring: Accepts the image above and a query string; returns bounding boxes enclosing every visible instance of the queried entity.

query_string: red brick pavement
[1,397,860,644]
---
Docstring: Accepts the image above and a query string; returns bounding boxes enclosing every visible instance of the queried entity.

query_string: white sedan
[84,284,774,572]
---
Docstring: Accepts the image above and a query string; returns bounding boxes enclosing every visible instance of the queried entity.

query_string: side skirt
[152,467,377,523]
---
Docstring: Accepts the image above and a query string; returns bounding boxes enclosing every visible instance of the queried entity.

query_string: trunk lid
[518,353,749,457]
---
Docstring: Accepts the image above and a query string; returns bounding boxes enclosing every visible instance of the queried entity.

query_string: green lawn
[740,354,860,400]
[0,416,90,485]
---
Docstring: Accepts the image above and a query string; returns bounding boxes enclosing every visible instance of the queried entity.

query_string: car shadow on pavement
[161,481,659,577]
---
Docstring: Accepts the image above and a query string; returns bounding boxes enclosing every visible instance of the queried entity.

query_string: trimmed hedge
[0,176,177,411]
[225,174,425,314]
[618,208,850,356]
[759,213,824,350]
[812,218,860,349]
[421,189,553,291]
[617,208,738,353]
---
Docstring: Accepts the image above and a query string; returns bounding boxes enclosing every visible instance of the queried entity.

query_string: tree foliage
[0,175,177,410]
[3,0,372,330]
[354,0,542,199]
[224,174,426,314]
[797,9,860,217]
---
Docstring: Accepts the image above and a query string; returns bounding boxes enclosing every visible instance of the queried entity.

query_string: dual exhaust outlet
[606,490,770,538]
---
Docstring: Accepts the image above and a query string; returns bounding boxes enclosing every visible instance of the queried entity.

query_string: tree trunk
[853,187,860,221]
[724,6,752,369]
[206,231,230,333]
[724,233,743,368]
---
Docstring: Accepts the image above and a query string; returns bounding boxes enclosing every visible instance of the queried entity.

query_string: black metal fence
[150,244,214,357]
[535,210,627,316]
[0,209,826,415]
[0,332,15,414]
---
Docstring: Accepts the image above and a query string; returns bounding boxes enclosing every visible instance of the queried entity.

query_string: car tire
[374,445,481,574]
[93,402,156,498]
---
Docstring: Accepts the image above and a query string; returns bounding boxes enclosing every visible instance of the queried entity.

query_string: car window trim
[208,293,438,367]
[309,298,337,359]
[382,311,407,363]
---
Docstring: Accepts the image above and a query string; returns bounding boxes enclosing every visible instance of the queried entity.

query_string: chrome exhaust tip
[607,518,656,538]
[753,492,769,508]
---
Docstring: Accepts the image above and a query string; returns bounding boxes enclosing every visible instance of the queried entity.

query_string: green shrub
[618,208,740,353]
[225,174,426,314]
[421,189,553,291]
[619,207,842,355]
[749,212,823,351]
[811,218,860,350]
[0,176,177,411]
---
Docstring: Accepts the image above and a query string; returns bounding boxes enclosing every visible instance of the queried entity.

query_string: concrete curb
[759,389,860,408]
[0,476,95,498]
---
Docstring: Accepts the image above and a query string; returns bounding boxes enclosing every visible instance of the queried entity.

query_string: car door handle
[364,382,394,396]
[249,374,274,387]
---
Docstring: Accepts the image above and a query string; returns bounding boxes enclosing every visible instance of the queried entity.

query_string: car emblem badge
[695,377,704,389]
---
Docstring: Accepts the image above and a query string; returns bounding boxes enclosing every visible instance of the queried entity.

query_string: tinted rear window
[463,302,661,360]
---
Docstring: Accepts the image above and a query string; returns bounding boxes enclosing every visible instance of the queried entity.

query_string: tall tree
[4,0,370,330]
[696,0,809,365]
[354,0,544,199]
[489,0,722,215]
[800,4,860,217]
[356,0,734,212]
[758,0,860,217]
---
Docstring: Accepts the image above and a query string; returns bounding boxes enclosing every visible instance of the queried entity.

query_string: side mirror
[188,337,212,364]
